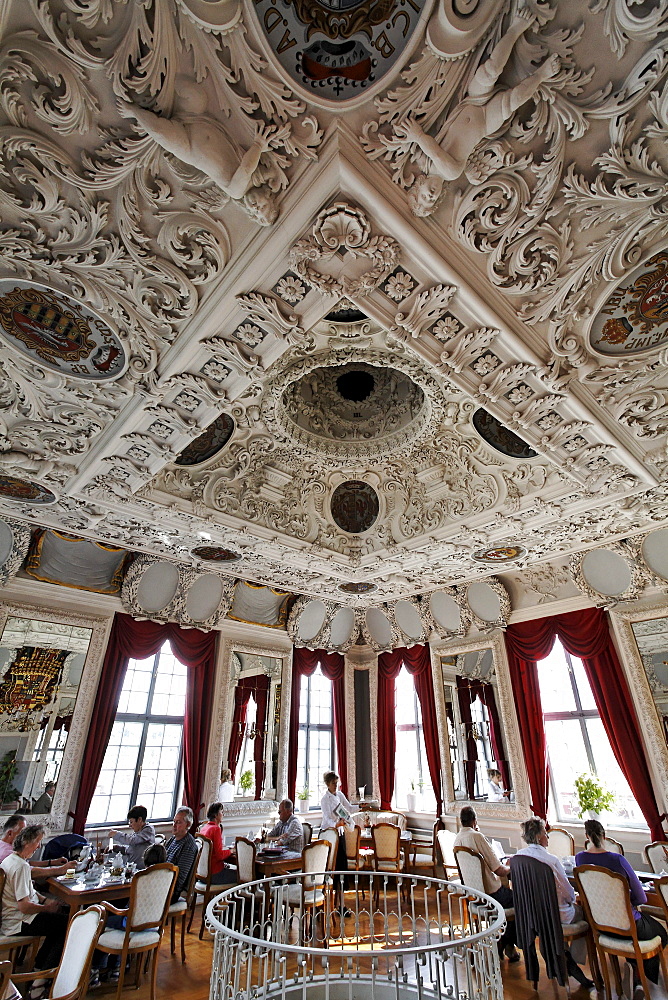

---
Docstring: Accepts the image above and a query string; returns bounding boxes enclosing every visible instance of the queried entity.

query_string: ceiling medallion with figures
[472,544,527,564]
[331,481,379,533]
[0,281,126,381]
[251,0,431,102]
[339,581,377,593]
[0,475,56,506]
[589,248,668,357]
[191,545,242,562]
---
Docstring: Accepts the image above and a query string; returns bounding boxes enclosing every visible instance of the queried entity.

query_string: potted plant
[406,782,417,812]
[240,769,254,797]
[297,787,311,813]
[0,751,20,809]
[574,772,615,819]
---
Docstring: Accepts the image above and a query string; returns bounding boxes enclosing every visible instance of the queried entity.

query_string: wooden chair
[454,846,514,932]
[509,853,599,993]
[547,827,575,858]
[96,862,177,1000]
[0,962,11,1000]
[13,905,105,1000]
[301,822,312,848]
[344,826,361,870]
[436,828,459,880]
[371,823,405,905]
[319,828,339,872]
[584,835,624,855]
[186,834,216,940]
[0,870,41,969]
[575,863,668,1000]
[167,837,203,962]
[283,840,330,940]
[644,841,668,874]
[410,818,445,877]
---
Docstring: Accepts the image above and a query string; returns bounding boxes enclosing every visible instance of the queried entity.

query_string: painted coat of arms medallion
[0,281,126,380]
[249,0,430,101]
[590,249,668,356]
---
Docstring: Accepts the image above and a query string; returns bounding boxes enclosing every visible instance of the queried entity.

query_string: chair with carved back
[301,822,312,848]
[436,829,459,880]
[547,827,575,859]
[575,863,668,1000]
[283,840,331,942]
[167,836,203,962]
[644,841,668,874]
[96,863,177,1000]
[12,905,105,1000]
[584,835,624,855]
[410,818,445,877]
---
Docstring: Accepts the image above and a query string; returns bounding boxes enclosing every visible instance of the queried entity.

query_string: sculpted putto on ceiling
[0,0,666,611]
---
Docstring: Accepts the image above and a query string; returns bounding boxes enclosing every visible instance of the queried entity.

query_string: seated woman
[576,819,668,992]
[486,769,508,802]
[109,804,155,868]
[1,823,69,998]
[200,802,236,885]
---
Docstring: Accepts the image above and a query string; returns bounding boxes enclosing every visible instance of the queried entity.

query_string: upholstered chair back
[575,865,632,933]
[235,837,256,884]
[53,904,105,999]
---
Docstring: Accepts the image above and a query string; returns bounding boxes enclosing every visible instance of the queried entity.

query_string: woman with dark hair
[1,824,68,997]
[576,819,668,994]
[200,802,236,885]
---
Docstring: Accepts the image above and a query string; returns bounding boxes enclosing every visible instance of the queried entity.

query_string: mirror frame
[430,630,531,818]
[0,600,112,831]
[609,599,668,811]
[208,637,292,809]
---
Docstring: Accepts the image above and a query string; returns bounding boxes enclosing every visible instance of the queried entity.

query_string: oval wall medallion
[0,474,56,505]
[0,280,126,380]
[330,480,379,533]
[590,248,668,356]
[250,0,430,105]
[191,545,241,562]
[473,544,527,564]
[175,413,234,466]
[472,409,537,459]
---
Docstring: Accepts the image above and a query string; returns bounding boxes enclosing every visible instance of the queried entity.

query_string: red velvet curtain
[377,645,442,815]
[456,676,510,797]
[506,608,664,840]
[227,675,269,798]
[72,613,217,833]
[287,648,346,802]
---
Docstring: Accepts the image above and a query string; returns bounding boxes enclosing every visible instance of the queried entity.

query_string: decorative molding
[0,518,32,589]
[569,542,648,607]
[0,601,113,831]
[121,554,235,629]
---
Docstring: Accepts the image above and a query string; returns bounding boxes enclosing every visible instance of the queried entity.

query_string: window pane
[537,644,577,712]
[117,657,153,715]
[571,655,597,711]
[544,718,588,823]
[585,719,644,825]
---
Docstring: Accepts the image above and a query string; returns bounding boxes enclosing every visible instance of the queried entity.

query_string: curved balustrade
[207,870,505,1000]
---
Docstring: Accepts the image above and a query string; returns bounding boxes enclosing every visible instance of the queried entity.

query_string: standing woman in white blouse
[320,771,354,908]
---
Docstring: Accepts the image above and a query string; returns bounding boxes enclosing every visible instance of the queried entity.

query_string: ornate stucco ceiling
[0,0,667,609]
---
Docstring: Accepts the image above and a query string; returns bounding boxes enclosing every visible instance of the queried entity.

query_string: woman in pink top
[199,802,236,885]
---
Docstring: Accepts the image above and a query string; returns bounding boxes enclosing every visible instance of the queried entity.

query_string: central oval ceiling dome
[279,361,426,453]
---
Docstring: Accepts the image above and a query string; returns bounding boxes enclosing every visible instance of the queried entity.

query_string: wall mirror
[0,602,110,828]
[220,644,287,803]
[610,603,668,806]
[431,631,530,817]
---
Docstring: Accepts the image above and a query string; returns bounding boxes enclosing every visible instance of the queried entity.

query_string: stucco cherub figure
[118,81,284,225]
[394,8,560,217]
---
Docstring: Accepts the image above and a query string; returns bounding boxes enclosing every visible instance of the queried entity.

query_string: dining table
[253,849,303,879]
[47,870,134,919]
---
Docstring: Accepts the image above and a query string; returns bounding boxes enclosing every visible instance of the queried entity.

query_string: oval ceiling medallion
[331,481,379,533]
[0,474,56,505]
[590,249,668,357]
[473,544,527,564]
[191,545,241,562]
[175,413,234,466]
[0,280,126,381]
[472,408,537,459]
[339,581,377,594]
[250,0,428,104]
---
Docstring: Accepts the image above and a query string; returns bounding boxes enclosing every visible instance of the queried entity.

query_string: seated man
[109,804,156,868]
[0,815,69,879]
[515,816,593,989]
[264,799,303,854]
[32,782,55,814]
[165,806,198,903]
[454,806,519,961]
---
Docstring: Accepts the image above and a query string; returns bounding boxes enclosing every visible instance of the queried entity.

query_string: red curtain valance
[287,648,346,802]
[72,613,217,833]
[505,608,664,840]
[377,645,442,816]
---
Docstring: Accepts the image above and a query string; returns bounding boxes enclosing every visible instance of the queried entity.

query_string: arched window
[394,667,436,812]
[537,637,643,827]
[87,642,186,825]
[296,665,334,801]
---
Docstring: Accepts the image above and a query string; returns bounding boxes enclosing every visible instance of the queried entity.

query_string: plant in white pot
[574,772,615,819]
[406,782,417,812]
[297,787,311,813]
[240,768,254,797]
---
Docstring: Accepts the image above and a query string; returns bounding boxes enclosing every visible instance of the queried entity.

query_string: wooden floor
[78,905,668,1000]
